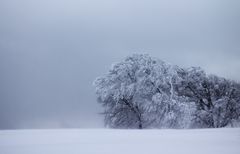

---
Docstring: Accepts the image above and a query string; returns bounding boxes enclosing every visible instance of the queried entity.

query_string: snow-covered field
[0,128,239,154]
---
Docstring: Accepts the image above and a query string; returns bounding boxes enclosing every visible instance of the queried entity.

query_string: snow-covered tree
[209,76,240,127]
[177,68,240,128]
[94,54,240,129]
[94,54,188,129]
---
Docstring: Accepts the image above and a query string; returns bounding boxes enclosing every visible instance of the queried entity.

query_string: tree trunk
[138,123,142,129]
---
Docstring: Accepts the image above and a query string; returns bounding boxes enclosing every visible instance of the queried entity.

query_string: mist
[0,0,239,129]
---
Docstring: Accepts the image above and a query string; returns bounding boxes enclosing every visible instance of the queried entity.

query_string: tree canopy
[94,54,240,129]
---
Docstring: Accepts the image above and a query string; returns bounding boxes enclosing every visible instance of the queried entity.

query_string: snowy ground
[0,128,239,154]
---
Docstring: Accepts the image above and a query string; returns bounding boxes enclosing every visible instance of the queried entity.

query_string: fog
[0,0,239,129]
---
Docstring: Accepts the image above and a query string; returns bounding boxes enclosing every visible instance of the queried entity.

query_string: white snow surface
[0,128,239,154]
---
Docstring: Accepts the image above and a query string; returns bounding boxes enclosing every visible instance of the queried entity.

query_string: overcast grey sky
[0,0,240,129]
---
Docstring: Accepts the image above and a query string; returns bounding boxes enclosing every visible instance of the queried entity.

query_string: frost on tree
[94,54,191,129]
[177,67,240,128]
[94,54,240,129]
